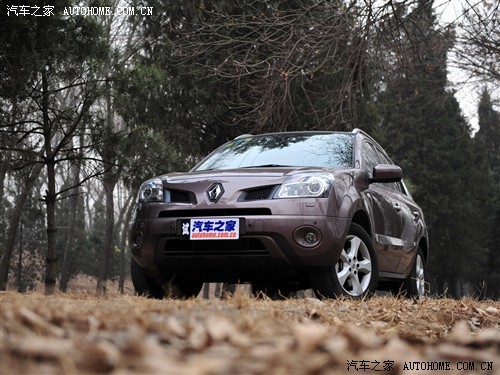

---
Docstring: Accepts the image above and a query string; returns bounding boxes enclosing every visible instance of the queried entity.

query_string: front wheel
[310,223,378,299]
[164,278,203,299]
[130,258,165,299]
[131,258,202,299]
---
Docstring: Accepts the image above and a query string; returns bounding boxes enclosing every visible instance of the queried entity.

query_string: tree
[475,87,500,298]
[452,1,499,87]
[133,0,384,157]
[90,0,183,295]
[0,164,44,290]
[59,149,86,292]
[476,88,500,171]
[375,0,492,296]
[0,1,108,294]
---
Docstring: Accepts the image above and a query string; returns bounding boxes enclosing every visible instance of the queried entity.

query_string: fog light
[304,232,317,244]
[293,226,322,248]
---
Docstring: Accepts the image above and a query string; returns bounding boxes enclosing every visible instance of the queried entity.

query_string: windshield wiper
[241,164,292,168]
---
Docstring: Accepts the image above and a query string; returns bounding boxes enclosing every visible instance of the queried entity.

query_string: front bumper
[131,212,350,282]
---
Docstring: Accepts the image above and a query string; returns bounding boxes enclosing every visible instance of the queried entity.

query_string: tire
[403,248,426,298]
[131,258,202,299]
[310,223,378,299]
[130,258,165,299]
[164,278,203,299]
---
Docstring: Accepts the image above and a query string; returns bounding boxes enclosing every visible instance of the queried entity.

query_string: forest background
[0,0,499,298]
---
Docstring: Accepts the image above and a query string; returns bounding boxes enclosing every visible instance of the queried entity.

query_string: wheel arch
[351,210,372,236]
[418,237,429,262]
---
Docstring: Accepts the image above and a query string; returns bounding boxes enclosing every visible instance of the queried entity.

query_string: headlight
[137,178,164,203]
[275,173,334,198]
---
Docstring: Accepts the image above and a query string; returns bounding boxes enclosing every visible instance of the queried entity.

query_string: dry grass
[1,290,499,375]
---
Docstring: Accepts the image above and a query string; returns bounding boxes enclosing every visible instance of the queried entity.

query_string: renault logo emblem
[206,183,224,202]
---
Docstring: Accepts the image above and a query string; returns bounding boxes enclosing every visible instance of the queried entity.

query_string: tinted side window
[362,142,380,179]
[375,150,391,165]
[375,148,404,193]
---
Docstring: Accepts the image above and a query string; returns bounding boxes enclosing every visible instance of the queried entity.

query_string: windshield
[194,133,354,171]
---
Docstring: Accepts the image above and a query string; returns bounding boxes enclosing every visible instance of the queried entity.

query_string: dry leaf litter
[0,291,499,374]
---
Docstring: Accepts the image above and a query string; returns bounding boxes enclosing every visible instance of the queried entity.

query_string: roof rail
[234,134,253,140]
[352,128,366,135]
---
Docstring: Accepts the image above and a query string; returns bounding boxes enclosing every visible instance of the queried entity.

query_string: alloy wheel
[336,235,373,296]
[415,253,425,297]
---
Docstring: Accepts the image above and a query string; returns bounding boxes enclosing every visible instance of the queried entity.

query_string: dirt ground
[0,286,499,375]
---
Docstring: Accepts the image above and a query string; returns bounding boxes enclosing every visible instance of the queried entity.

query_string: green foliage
[130,0,371,158]
[80,198,124,281]
[475,88,500,298]
[0,0,110,292]
[0,0,108,96]
[375,1,492,296]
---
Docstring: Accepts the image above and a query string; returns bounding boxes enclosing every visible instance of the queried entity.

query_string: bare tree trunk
[0,165,6,211]
[117,223,128,294]
[118,196,134,293]
[16,221,24,292]
[0,192,26,291]
[59,164,80,292]
[114,189,133,236]
[0,163,44,291]
[59,131,84,293]
[96,66,122,296]
[96,178,116,296]
[42,69,58,296]
[44,164,58,295]
[0,98,16,211]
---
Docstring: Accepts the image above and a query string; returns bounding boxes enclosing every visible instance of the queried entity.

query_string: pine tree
[0,1,108,293]
[476,88,500,298]
[377,0,491,296]
[132,0,376,157]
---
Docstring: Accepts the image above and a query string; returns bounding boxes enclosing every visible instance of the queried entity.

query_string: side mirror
[370,164,402,183]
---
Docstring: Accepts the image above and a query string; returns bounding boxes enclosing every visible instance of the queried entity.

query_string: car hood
[153,167,350,206]
[160,167,329,183]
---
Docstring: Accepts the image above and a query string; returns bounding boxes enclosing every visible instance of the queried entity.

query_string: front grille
[158,208,271,218]
[168,189,192,203]
[240,186,277,201]
[163,238,269,257]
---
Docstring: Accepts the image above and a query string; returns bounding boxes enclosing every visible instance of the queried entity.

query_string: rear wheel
[403,248,426,298]
[310,223,378,299]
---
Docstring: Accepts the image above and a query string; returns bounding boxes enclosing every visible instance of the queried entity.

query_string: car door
[362,141,403,273]
[375,148,419,274]
[390,181,422,274]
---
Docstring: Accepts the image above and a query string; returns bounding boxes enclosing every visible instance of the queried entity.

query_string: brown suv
[130,129,428,299]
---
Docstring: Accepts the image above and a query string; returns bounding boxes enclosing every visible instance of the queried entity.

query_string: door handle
[412,211,420,220]
[393,202,401,212]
